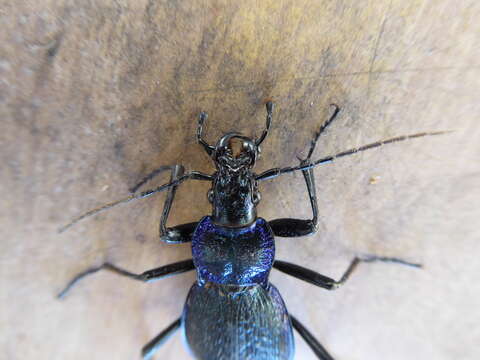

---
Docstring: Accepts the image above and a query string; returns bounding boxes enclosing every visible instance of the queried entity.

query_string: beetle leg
[57,259,195,299]
[302,104,341,160]
[58,169,212,233]
[132,164,210,243]
[158,165,205,243]
[130,164,194,243]
[291,315,335,360]
[130,165,182,194]
[268,107,341,237]
[197,111,215,156]
[273,256,421,290]
[267,163,318,237]
[158,164,195,243]
[142,318,181,360]
[255,101,274,146]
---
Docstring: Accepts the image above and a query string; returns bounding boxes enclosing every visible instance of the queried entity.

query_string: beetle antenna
[256,101,274,146]
[58,175,191,233]
[197,112,215,156]
[304,130,454,170]
[256,130,454,181]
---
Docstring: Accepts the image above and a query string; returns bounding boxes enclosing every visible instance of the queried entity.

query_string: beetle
[58,102,448,359]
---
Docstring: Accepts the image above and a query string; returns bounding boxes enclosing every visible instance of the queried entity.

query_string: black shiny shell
[182,282,294,360]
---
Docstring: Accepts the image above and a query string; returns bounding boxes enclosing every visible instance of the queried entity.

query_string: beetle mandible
[58,102,448,359]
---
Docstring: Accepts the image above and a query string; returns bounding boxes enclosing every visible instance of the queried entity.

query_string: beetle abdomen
[182,282,294,360]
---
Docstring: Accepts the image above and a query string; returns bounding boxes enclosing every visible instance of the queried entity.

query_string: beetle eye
[207,189,214,203]
[252,191,261,205]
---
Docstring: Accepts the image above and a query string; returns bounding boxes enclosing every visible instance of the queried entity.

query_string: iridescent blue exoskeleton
[58,102,448,359]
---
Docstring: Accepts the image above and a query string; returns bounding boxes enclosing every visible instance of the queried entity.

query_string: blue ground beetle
[58,102,447,359]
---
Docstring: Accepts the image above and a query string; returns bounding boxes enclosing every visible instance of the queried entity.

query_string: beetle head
[197,102,273,172]
[213,133,259,171]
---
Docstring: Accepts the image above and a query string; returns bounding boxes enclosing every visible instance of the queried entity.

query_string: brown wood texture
[1,1,479,359]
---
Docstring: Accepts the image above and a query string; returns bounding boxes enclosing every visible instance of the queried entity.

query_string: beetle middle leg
[269,105,340,237]
[57,259,195,298]
[273,256,421,290]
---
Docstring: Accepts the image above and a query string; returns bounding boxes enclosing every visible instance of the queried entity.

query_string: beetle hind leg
[142,318,181,359]
[291,315,335,360]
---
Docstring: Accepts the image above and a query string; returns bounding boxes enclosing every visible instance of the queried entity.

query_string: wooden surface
[1,1,479,359]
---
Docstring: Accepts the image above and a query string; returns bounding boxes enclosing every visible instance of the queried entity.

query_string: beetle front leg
[157,166,213,243]
[129,164,194,242]
[268,139,321,237]
[268,167,318,237]
[158,164,200,243]
[132,164,211,243]
[268,106,341,237]
[130,165,180,194]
